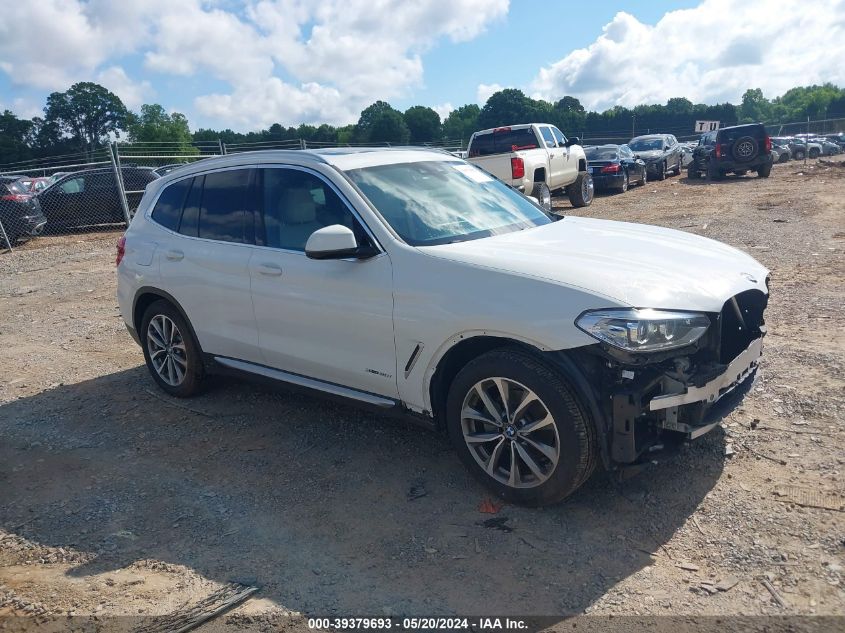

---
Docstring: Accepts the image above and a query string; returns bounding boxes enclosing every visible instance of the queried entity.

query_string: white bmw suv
[117,148,769,506]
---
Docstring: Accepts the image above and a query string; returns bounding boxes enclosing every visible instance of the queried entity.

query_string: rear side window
[198,169,256,244]
[150,178,192,232]
[179,176,203,237]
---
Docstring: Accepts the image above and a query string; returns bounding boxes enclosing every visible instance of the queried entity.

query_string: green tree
[738,88,770,123]
[43,82,129,155]
[403,106,441,143]
[477,89,552,130]
[0,110,34,164]
[355,101,410,144]
[442,104,481,143]
[127,104,196,154]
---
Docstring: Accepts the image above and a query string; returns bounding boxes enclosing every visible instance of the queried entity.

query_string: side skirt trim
[213,356,397,408]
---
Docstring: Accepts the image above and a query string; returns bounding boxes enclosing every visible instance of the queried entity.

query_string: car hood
[420,216,769,312]
[633,150,665,161]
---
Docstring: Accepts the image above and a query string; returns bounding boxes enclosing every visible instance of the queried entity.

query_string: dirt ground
[0,156,843,631]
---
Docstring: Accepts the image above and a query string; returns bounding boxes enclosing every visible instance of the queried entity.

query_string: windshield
[629,138,663,151]
[346,160,552,246]
[585,147,619,160]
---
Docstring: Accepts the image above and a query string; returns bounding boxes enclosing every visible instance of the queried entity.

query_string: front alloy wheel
[461,377,560,488]
[446,349,596,506]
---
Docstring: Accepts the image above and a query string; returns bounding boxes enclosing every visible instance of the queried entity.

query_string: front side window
[551,127,567,147]
[259,168,368,252]
[539,126,556,148]
[198,169,255,244]
[60,177,84,194]
[346,160,552,247]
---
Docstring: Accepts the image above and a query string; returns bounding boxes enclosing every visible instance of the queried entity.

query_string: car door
[538,126,565,187]
[41,175,84,227]
[620,145,643,181]
[156,168,263,363]
[551,126,578,184]
[248,166,398,398]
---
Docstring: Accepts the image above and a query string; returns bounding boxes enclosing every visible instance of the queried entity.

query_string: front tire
[566,172,593,207]
[446,349,596,506]
[809,148,820,159]
[141,300,204,397]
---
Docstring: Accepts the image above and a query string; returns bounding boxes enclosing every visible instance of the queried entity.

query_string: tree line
[2,81,844,167]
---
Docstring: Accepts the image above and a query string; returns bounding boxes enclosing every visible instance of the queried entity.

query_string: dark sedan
[585,144,647,192]
[628,134,683,180]
[37,166,158,230]
[0,176,47,245]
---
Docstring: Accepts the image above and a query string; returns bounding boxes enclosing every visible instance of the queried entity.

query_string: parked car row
[0,166,160,246]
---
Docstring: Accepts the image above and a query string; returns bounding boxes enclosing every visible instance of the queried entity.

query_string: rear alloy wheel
[641,169,647,185]
[530,182,552,211]
[566,172,593,207]
[141,300,204,397]
[446,349,596,506]
[793,149,805,160]
[673,156,682,175]
[657,161,666,180]
[618,170,629,193]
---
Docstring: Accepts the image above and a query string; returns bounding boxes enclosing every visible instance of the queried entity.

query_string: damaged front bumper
[607,335,763,464]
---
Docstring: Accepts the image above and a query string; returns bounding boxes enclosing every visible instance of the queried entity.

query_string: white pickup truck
[466,123,593,209]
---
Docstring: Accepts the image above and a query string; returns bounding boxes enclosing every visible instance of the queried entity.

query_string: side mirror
[305,224,376,260]
[565,137,581,147]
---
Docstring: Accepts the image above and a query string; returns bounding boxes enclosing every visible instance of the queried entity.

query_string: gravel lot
[1,157,843,631]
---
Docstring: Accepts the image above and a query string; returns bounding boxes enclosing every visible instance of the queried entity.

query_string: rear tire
[618,170,629,193]
[793,149,806,160]
[809,148,820,159]
[657,161,666,181]
[707,159,721,181]
[566,172,593,207]
[530,182,552,211]
[757,163,772,178]
[141,300,205,397]
[673,156,682,175]
[445,349,596,506]
[687,165,699,179]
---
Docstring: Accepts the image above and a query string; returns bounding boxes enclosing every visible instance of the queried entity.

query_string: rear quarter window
[150,178,192,232]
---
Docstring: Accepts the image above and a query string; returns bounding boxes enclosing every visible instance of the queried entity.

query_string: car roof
[154,147,460,179]
[630,134,669,140]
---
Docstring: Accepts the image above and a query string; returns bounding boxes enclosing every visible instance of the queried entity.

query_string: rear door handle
[165,250,184,261]
[256,263,283,276]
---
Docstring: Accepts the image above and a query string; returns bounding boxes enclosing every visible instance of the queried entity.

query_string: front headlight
[576,309,710,353]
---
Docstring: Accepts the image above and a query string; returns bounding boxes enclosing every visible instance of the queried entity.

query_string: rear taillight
[511,156,525,180]
[715,143,722,159]
[115,236,126,267]
[764,135,772,152]
[600,164,621,173]
[0,194,29,202]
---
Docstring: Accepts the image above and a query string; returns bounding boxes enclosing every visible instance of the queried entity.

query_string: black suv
[688,124,773,180]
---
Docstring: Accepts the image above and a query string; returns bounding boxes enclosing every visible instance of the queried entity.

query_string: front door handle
[256,263,283,276]
[165,250,184,261]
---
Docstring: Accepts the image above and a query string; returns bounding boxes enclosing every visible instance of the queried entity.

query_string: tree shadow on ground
[0,367,726,618]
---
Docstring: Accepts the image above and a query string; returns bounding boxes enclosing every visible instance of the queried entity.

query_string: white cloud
[477,83,505,105]
[96,66,154,110]
[0,0,507,129]
[530,0,845,111]
[432,102,454,121]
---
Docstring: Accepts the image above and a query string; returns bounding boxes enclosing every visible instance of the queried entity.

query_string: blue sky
[0,0,842,131]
